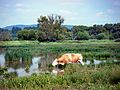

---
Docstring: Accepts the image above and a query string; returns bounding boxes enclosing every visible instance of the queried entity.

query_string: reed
[0,64,120,90]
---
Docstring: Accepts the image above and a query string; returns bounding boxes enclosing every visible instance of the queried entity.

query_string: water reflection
[0,47,120,77]
[52,64,65,76]
[0,48,58,77]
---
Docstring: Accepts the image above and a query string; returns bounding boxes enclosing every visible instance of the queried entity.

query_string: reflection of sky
[0,52,120,77]
[0,54,5,66]
[7,57,41,77]
[85,60,90,65]
[30,57,41,73]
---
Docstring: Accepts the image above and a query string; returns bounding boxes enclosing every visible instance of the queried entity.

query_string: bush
[96,33,109,40]
[115,38,120,42]
[75,31,90,40]
[0,31,11,41]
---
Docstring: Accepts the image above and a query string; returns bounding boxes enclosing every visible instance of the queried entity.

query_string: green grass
[0,64,120,90]
[3,40,120,61]
[0,40,120,90]
[0,40,119,47]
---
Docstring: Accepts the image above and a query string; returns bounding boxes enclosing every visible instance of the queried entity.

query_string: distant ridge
[3,24,37,30]
[3,24,73,30]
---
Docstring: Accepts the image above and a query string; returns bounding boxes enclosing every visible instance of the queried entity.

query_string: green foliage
[37,14,70,42]
[17,29,37,40]
[0,67,7,75]
[3,72,18,78]
[0,64,120,90]
[72,25,91,40]
[5,49,32,69]
[112,31,120,39]
[1,40,120,60]
[96,33,109,40]
[72,23,120,40]
[0,40,120,89]
[75,31,90,40]
[115,38,120,42]
[110,68,120,84]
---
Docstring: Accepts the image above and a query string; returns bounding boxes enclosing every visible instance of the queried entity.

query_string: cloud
[15,3,24,8]
[96,12,106,17]
[15,3,24,11]
[15,3,31,13]
[59,10,73,16]
[50,0,84,6]
[59,9,80,23]
[60,0,84,3]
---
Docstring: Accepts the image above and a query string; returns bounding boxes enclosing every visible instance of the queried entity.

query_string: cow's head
[52,59,65,66]
[79,60,85,65]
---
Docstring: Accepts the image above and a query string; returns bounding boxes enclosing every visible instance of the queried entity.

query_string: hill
[3,24,73,30]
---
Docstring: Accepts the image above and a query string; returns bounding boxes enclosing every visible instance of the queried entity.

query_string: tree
[72,25,89,40]
[17,30,37,40]
[0,31,11,41]
[88,24,107,36]
[96,33,109,40]
[37,14,66,42]
[112,31,120,39]
[75,31,90,40]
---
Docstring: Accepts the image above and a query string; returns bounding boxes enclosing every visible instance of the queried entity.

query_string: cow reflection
[52,64,65,76]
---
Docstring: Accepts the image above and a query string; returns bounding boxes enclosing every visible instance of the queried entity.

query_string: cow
[52,53,84,66]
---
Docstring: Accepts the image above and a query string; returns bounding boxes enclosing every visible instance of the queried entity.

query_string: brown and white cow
[52,53,84,66]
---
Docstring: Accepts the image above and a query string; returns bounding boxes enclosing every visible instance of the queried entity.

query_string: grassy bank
[1,40,120,60]
[0,64,120,90]
[0,40,120,90]
[0,40,119,47]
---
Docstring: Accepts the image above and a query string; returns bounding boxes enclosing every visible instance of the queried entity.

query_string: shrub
[96,33,109,40]
[115,38,120,42]
[75,31,90,40]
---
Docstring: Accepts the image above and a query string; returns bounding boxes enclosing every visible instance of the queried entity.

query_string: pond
[0,47,119,77]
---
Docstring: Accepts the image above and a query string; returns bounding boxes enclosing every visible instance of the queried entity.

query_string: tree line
[0,14,120,41]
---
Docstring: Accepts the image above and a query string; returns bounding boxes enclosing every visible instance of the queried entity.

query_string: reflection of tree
[21,56,32,68]
[5,60,21,69]
[0,48,5,54]
[39,52,59,71]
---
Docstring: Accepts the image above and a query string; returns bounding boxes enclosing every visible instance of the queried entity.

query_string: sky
[0,0,120,27]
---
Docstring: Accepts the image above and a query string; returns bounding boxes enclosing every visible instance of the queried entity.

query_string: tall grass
[4,41,120,61]
[0,64,120,90]
[0,40,120,90]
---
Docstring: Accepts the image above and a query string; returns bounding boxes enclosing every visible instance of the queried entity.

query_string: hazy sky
[0,0,120,27]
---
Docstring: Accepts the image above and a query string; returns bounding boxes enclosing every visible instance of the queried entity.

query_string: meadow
[0,40,120,90]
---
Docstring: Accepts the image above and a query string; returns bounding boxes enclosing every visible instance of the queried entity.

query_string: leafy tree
[96,33,109,40]
[37,14,68,42]
[72,25,88,40]
[112,31,120,39]
[17,30,37,40]
[88,25,107,36]
[75,31,90,40]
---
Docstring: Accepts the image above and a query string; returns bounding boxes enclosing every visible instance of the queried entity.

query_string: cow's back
[58,53,82,63]
[71,53,82,62]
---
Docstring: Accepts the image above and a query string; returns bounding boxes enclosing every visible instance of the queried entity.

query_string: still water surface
[0,48,119,77]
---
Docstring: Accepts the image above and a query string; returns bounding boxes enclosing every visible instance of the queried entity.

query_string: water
[0,47,119,77]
